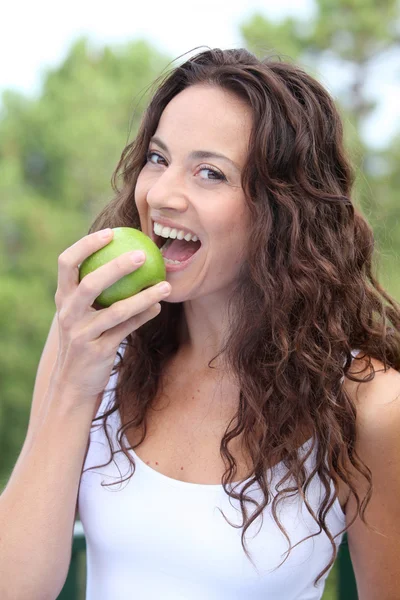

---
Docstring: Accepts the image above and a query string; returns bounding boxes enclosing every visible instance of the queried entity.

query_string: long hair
[85,47,400,585]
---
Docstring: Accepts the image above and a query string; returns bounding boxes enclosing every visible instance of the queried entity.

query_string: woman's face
[135,84,253,303]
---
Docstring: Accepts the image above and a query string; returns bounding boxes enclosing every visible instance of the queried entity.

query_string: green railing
[337,534,358,600]
[58,522,358,599]
[57,522,86,600]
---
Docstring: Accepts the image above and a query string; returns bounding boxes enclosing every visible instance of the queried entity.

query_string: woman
[2,48,400,600]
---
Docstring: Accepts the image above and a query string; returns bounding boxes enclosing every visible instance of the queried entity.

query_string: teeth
[164,257,182,264]
[161,226,171,237]
[153,221,199,243]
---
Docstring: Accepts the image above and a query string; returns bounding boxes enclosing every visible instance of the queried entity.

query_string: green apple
[79,227,166,307]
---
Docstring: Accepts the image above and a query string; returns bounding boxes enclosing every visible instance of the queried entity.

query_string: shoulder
[341,354,400,599]
[344,352,400,406]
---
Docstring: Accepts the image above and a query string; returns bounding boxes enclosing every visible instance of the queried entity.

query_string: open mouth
[152,222,202,264]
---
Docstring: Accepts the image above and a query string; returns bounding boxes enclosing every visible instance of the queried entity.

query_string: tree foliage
[0,37,171,486]
[241,0,400,296]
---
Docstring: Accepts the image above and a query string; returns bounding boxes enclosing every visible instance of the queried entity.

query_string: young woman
[2,48,400,600]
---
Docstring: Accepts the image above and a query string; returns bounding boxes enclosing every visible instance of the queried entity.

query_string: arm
[343,357,400,600]
[0,372,98,600]
[25,312,98,518]
[0,229,170,600]
[0,311,103,600]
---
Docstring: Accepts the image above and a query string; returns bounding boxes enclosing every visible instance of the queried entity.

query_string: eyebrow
[150,136,241,173]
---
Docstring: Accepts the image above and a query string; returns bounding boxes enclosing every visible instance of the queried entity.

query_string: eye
[197,165,227,182]
[145,151,227,183]
[146,151,167,165]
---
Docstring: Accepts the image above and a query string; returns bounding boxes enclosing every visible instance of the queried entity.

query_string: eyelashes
[146,151,227,182]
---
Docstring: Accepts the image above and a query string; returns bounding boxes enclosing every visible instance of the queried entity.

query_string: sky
[2,0,399,148]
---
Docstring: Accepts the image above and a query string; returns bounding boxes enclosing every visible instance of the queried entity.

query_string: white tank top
[78,349,353,599]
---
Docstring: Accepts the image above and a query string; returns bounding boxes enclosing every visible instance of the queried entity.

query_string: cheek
[212,231,247,272]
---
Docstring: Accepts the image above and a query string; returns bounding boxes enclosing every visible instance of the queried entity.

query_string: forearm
[0,389,94,600]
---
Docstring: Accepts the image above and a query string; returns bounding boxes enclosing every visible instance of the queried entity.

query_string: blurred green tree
[0,37,171,486]
[241,0,400,297]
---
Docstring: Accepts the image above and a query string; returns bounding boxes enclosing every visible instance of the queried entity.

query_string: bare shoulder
[342,354,400,600]
[343,352,400,403]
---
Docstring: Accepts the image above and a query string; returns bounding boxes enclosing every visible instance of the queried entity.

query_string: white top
[78,349,353,599]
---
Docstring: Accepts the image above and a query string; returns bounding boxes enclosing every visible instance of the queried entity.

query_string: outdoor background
[1,1,400,598]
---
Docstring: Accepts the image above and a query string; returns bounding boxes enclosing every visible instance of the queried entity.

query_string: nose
[146,166,189,213]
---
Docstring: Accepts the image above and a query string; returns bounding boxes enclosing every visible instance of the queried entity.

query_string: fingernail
[157,282,171,293]
[130,250,146,263]
[100,228,112,238]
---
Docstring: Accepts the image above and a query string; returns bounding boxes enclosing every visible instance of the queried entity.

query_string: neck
[177,296,232,372]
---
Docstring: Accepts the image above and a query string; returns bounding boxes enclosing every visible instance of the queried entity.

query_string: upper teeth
[153,221,199,242]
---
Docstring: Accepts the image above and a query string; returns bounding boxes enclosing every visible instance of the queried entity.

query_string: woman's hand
[50,229,171,406]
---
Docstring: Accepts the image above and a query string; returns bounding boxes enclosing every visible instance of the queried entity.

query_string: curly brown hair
[85,47,400,585]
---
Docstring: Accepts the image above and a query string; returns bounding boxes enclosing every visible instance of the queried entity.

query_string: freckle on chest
[124,366,245,483]
[146,460,183,470]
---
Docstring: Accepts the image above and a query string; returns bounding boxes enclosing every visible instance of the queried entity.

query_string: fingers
[67,249,149,320]
[87,281,172,339]
[55,228,171,352]
[56,229,114,300]
[52,229,172,406]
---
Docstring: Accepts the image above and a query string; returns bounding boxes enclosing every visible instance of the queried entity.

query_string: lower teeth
[164,257,182,265]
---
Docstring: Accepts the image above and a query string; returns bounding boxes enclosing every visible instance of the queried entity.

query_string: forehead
[154,84,252,159]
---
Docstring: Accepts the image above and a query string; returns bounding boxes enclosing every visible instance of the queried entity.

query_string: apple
[79,227,166,307]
